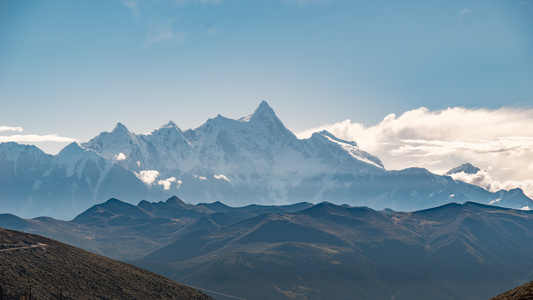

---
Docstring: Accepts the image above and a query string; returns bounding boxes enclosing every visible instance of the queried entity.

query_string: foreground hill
[135,202,533,300]
[491,281,533,299]
[0,227,212,300]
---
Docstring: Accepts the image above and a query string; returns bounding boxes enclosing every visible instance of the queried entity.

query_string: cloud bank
[0,126,23,133]
[0,134,76,143]
[450,170,533,200]
[297,107,533,198]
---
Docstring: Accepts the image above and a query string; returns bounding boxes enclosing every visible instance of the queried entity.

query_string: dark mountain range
[0,227,212,300]
[1,102,532,219]
[0,196,314,260]
[135,201,533,300]
[2,196,533,299]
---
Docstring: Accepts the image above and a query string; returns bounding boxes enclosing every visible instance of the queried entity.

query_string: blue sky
[1,0,532,192]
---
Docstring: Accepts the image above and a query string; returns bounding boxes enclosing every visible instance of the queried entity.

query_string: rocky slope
[0,227,212,300]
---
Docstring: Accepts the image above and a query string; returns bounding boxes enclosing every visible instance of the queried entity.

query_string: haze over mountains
[1,101,532,219]
[0,196,314,260]
[2,196,533,299]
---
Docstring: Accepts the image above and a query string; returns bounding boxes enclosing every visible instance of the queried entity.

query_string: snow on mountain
[0,143,53,217]
[82,101,386,205]
[0,142,156,219]
[445,163,481,175]
[2,102,532,218]
[81,101,533,210]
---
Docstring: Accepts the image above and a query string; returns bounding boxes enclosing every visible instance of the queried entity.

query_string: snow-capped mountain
[82,101,385,206]
[1,101,531,219]
[0,142,155,219]
[445,163,481,175]
[82,101,533,211]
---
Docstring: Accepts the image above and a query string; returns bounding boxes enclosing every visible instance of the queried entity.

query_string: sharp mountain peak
[113,122,130,133]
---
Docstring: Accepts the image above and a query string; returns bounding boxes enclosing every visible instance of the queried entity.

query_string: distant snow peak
[249,101,282,125]
[136,170,160,185]
[58,142,85,156]
[113,122,129,133]
[214,174,230,182]
[445,163,481,175]
[161,120,179,129]
[521,206,531,211]
[115,153,127,161]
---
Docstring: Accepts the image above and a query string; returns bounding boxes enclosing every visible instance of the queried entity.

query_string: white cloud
[145,18,187,46]
[449,170,533,198]
[158,177,177,190]
[0,134,76,143]
[214,174,230,182]
[0,126,23,133]
[124,1,141,19]
[194,174,207,180]
[135,170,160,185]
[115,153,127,161]
[296,107,533,198]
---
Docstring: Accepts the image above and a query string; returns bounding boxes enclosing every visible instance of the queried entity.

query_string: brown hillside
[491,281,533,300]
[0,227,213,300]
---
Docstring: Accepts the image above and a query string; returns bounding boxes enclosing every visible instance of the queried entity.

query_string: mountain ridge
[135,200,533,300]
[1,101,532,219]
